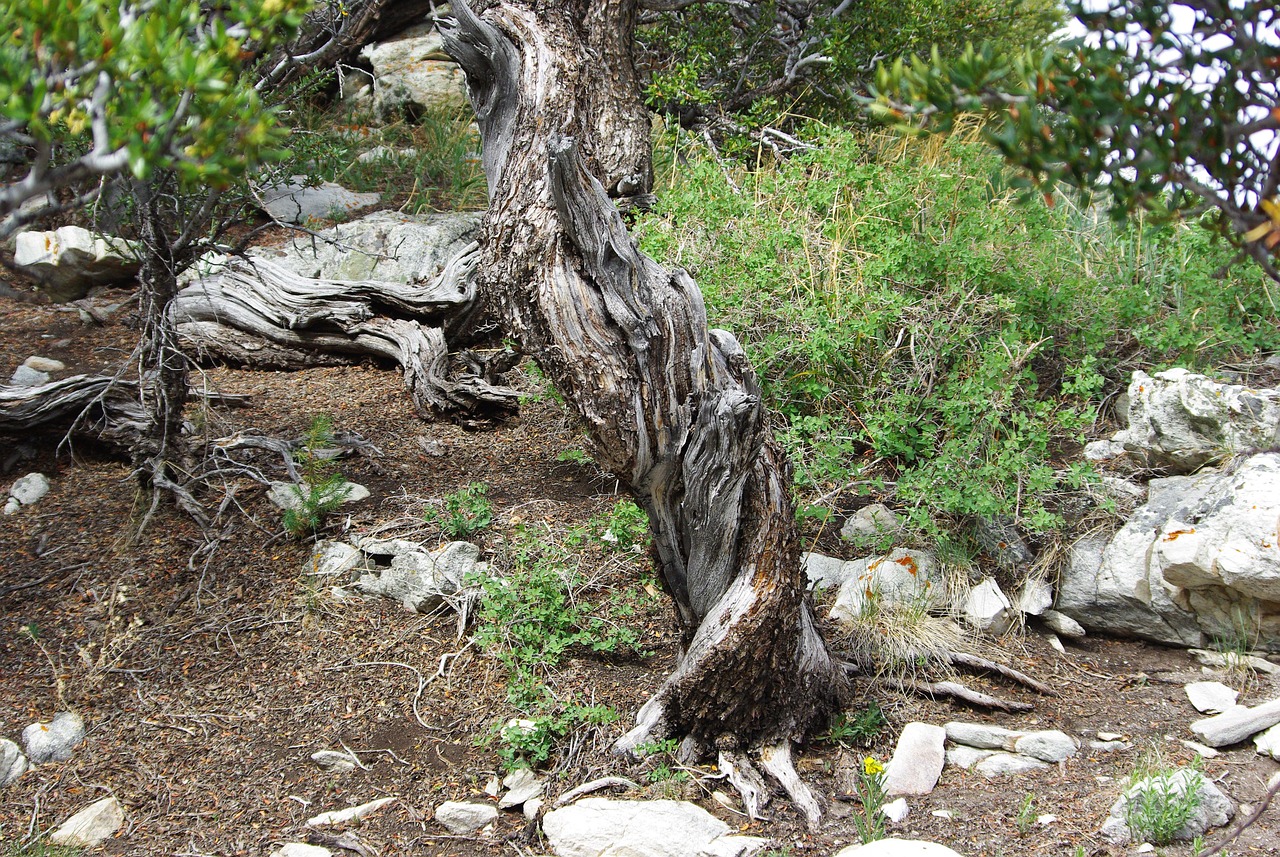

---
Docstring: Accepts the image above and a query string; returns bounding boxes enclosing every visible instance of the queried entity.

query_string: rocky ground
[1,282,1279,856]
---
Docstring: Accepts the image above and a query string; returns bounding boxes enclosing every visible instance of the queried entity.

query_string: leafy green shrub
[819,703,886,749]
[281,414,351,538]
[470,521,657,768]
[432,483,493,539]
[1123,766,1205,846]
[636,126,1275,536]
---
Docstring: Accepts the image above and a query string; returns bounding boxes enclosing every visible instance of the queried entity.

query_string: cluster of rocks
[305,536,487,613]
[8,355,66,389]
[2,712,125,848]
[810,369,1280,656]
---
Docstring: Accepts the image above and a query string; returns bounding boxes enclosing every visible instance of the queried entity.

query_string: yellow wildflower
[862,756,885,777]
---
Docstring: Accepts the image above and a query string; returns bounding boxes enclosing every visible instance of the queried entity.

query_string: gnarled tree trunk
[439,0,840,818]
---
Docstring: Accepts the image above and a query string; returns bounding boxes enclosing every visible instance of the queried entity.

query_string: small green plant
[471,523,655,768]
[849,755,888,844]
[820,703,886,748]
[3,843,88,857]
[556,447,594,465]
[1123,750,1205,846]
[1014,792,1037,834]
[433,483,493,539]
[594,499,650,552]
[281,414,351,538]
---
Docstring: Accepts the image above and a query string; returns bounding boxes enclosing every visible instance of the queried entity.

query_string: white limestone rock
[23,356,65,372]
[1013,730,1077,763]
[305,541,365,579]
[944,722,1024,751]
[499,767,544,809]
[1113,369,1280,472]
[258,177,381,225]
[1184,681,1239,715]
[436,800,498,834]
[881,798,909,823]
[1042,610,1086,639]
[541,799,742,857]
[310,749,358,773]
[830,549,946,622]
[361,23,470,117]
[22,711,85,764]
[354,539,483,612]
[1,739,29,787]
[1253,722,1280,759]
[14,226,140,301]
[271,845,333,857]
[884,723,946,796]
[840,503,903,541]
[49,796,125,847]
[9,365,49,387]
[803,551,849,590]
[267,480,370,511]
[961,578,1016,635]
[1190,697,1280,747]
[1015,576,1054,617]
[6,472,50,513]
[973,753,1051,778]
[944,745,994,769]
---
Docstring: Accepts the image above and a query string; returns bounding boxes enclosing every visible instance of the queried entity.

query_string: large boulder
[361,22,469,118]
[1057,453,1280,650]
[1112,369,1280,472]
[13,226,140,301]
[245,210,482,285]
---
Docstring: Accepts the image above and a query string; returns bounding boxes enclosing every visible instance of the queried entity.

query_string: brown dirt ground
[1,279,1278,857]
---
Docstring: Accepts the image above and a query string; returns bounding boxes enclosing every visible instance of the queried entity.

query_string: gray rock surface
[833,841,964,857]
[1100,769,1234,844]
[23,711,85,764]
[972,753,1051,778]
[361,23,469,117]
[830,549,945,622]
[541,799,747,857]
[1042,610,1086,639]
[944,722,1023,751]
[499,767,544,809]
[802,552,849,590]
[884,722,946,796]
[962,578,1016,635]
[310,749,358,773]
[9,364,49,387]
[1254,722,1280,759]
[305,541,365,579]
[840,503,903,541]
[1016,577,1054,617]
[48,796,125,847]
[1113,368,1280,472]
[1056,474,1216,648]
[258,177,381,225]
[13,226,140,301]
[7,472,51,512]
[943,745,994,769]
[1190,697,1280,747]
[972,515,1033,569]
[246,210,481,285]
[23,356,65,373]
[354,539,483,612]
[267,480,370,511]
[436,800,498,834]
[1,738,29,787]
[1013,730,1077,763]
[1184,681,1238,715]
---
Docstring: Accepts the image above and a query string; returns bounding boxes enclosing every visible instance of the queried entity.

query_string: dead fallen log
[0,374,146,441]
[172,256,519,422]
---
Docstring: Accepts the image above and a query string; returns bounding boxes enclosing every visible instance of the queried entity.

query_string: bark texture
[172,256,520,423]
[440,0,840,754]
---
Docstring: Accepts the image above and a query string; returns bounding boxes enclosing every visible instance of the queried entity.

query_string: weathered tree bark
[440,0,841,813]
[172,256,520,423]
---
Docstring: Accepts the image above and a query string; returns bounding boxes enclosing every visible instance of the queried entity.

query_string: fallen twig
[555,776,640,806]
[914,680,1034,712]
[948,651,1057,696]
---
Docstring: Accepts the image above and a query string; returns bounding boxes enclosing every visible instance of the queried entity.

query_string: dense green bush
[636,126,1275,533]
